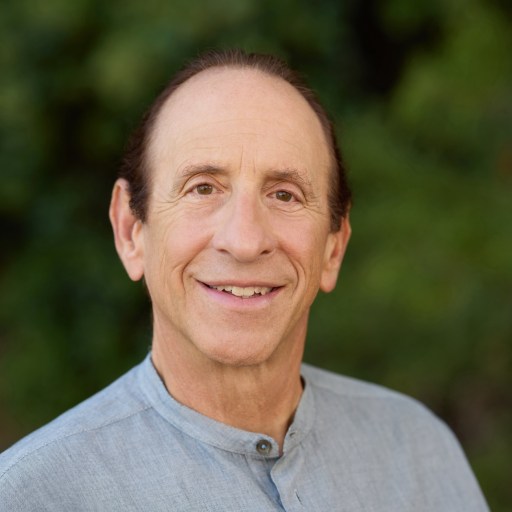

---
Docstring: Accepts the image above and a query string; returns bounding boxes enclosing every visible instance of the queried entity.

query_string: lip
[197,280,282,310]
[200,279,282,288]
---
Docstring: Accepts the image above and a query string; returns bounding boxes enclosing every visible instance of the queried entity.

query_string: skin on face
[112,67,350,371]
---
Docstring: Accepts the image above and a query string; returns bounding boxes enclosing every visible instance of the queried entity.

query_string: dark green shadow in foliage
[1,0,510,509]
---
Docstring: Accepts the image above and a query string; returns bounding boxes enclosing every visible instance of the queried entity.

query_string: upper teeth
[211,285,272,297]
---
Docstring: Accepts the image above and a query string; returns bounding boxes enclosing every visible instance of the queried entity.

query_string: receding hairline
[160,64,316,102]
[118,48,352,230]
[145,65,335,183]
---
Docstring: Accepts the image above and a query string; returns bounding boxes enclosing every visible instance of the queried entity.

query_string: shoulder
[303,362,434,412]
[301,363,479,480]
[301,362,459,451]
[303,362,416,401]
[300,364,489,510]
[0,360,150,481]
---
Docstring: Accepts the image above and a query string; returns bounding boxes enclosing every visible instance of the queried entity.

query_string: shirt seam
[0,404,152,482]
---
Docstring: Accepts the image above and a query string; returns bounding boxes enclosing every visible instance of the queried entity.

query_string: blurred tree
[0,0,510,509]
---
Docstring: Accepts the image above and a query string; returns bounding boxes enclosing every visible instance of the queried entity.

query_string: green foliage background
[1,0,510,509]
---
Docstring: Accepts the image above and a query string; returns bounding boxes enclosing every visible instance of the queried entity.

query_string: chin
[196,335,279,368]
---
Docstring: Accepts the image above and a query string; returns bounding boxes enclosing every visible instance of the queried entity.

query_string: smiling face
[112,67,350,368]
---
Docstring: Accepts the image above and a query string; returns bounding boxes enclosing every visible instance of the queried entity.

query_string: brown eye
[196,184,213,195]
[276,190,293,202]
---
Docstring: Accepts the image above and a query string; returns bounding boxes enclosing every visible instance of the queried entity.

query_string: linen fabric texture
[0,355,489,511]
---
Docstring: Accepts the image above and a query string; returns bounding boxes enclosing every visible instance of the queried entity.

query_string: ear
[320,215,351,293]
[109,178,145,281]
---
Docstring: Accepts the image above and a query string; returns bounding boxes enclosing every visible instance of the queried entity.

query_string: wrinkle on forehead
[148,68,330,170]
[173,125,307,157]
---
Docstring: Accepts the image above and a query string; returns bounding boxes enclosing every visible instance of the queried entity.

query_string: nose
[211,189,276,262]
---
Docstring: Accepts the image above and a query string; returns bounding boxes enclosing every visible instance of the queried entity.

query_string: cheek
[148,214,213,280]
[277,220,329,282]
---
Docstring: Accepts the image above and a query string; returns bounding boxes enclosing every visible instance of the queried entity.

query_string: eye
[195,184,214,195]
[275,190,293,202]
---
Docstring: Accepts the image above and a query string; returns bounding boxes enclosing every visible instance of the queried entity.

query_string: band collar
[137,354,315,459]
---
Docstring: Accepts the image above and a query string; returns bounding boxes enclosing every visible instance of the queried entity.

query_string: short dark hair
[118,48,351,231]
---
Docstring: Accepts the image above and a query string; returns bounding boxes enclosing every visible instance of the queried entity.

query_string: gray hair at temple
[118,48,352,231]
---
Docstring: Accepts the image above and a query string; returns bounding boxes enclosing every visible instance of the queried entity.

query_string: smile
[206,284,274,298]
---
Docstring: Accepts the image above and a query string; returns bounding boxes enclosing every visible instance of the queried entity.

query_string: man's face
[128,68,349,367]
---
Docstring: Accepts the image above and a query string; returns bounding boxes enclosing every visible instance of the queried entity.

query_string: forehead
[148,67,331,177]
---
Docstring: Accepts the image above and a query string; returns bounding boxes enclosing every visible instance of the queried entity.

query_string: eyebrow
[171,164,226,194]
[173,164,314,193]
[177,163,227,180]
[265,168,313,190]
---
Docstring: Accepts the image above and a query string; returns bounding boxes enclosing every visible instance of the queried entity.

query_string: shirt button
[256,439,272,455]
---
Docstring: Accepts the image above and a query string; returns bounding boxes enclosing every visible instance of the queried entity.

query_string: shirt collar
[136,353,315,459]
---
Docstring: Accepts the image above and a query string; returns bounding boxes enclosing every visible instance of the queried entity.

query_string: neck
[151,327,306,452]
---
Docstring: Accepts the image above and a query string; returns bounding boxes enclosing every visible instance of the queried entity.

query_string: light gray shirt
[0,354,489,511]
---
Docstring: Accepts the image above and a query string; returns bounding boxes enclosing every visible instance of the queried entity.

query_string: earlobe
[109,179,145,281]
[319,215,351,293]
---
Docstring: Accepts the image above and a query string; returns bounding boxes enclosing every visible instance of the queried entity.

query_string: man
[0,49,488,511]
